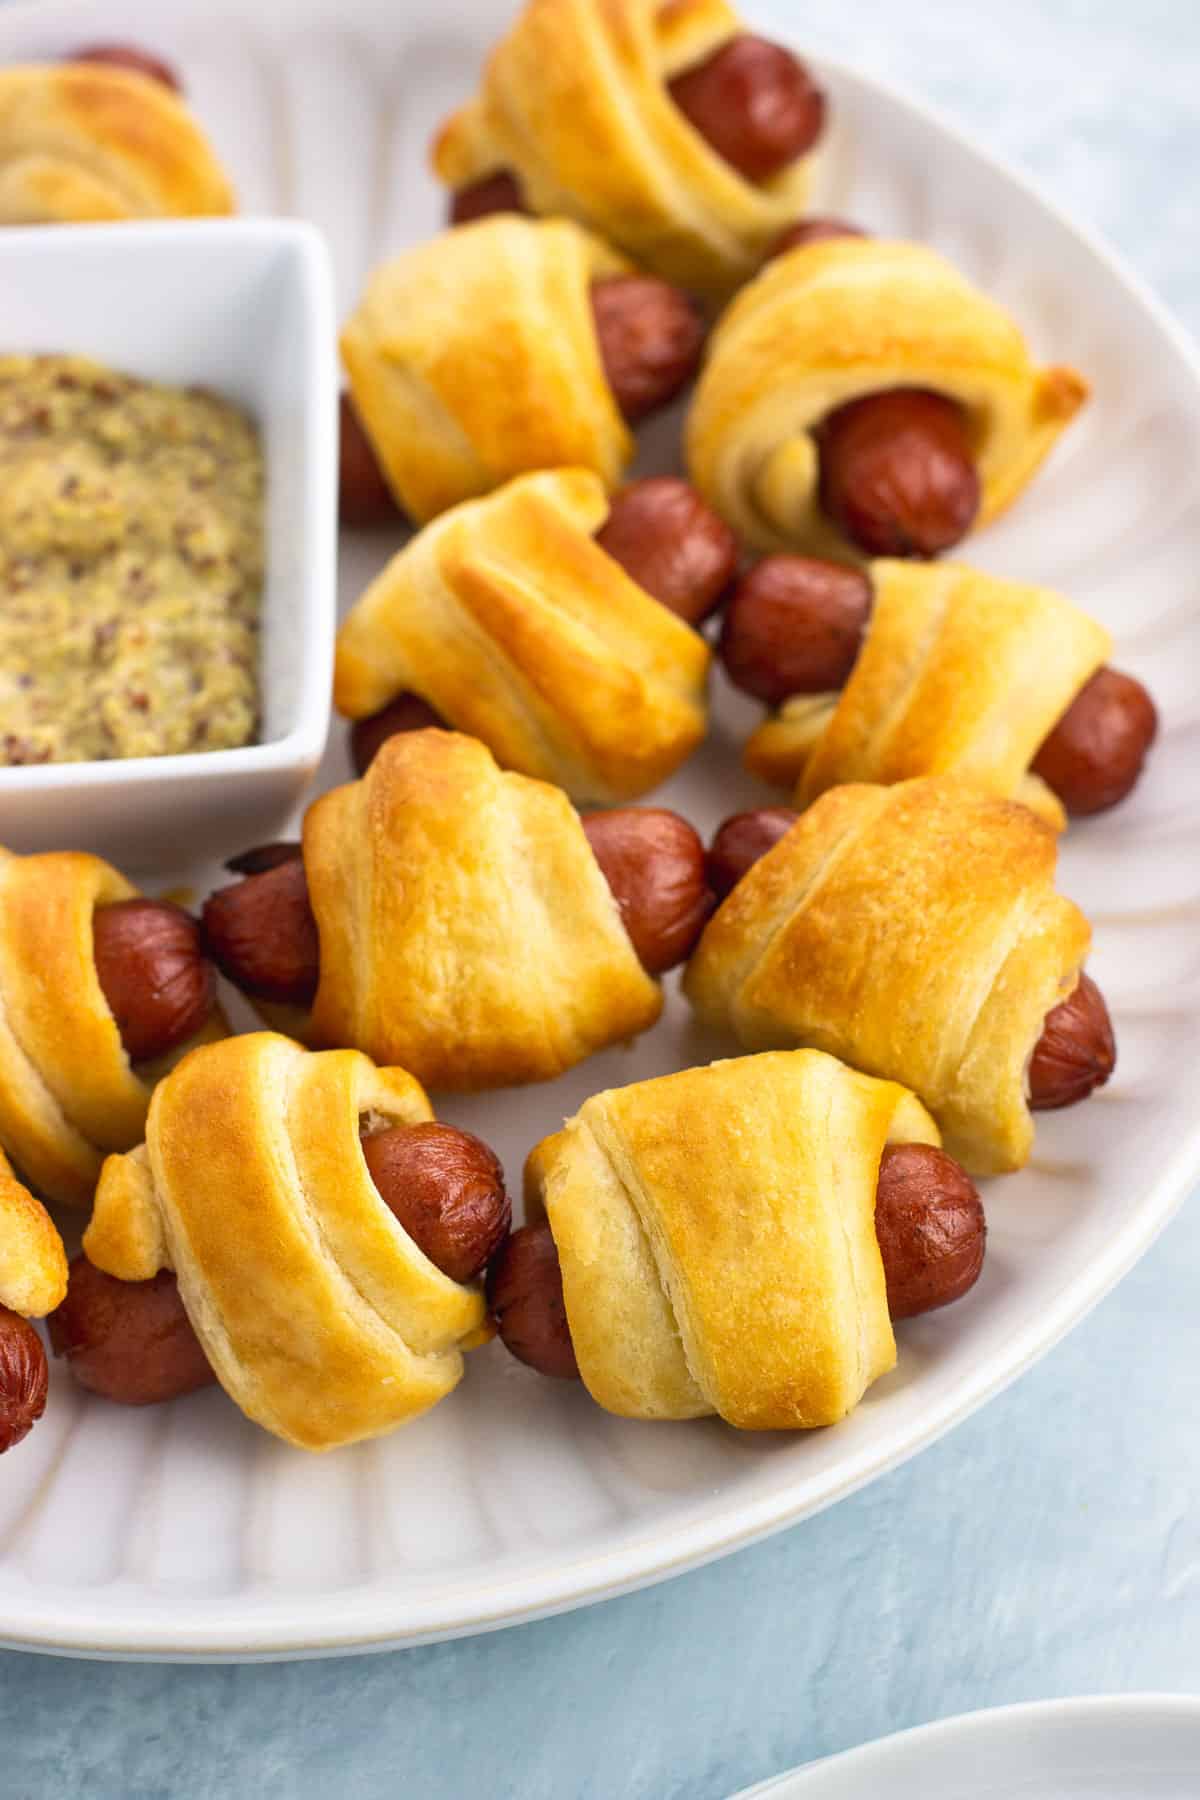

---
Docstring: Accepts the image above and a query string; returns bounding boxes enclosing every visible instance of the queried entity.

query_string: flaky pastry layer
[0,1146,67,1318]
[341,216,632,525]
[686,237,1087,556]
[744,558,1111,829]
[526,1047,940,1427]
[0,64,233,221]
[267,731,663,1091]
[0,846,224,1208]
[86,1033,489,1451]
[335,469,710,803]
[684,778,1091,1173]
[432,0,814,302]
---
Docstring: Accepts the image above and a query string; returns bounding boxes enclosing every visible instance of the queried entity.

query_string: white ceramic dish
[0,0,1197,1661]
[0,218,338,872]
[733,1694,1200,1799]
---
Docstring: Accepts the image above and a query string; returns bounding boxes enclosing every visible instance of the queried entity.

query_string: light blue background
[5,3,1200,1795]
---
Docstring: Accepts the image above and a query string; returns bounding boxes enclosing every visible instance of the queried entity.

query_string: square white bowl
[0,217,337,872]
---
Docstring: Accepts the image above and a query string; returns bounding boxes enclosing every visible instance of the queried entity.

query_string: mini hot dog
[665,34,825,183]
[345,474,736,777]
[338,269,706,523]
[490,1138,986,1378]
[339,392,403,529]
[764,217,985,558]
[65,41,182,91]
[447,31,826,221]
[815,387,982,560]
[48,1262,215,1407]
[705,806,800,900]
[203,803,713,999]
[0,1151,67,1452]
[334,469,712,805]
[700,794,1117,1125]
[593,477,739,625]
[588,276,706,423]
[767,217,869,258]
[92,899,217,1064]
[449,169,530,224]
[0,1308,50,1453]
[720,558,1157,815]
[686,229,1085,565]
[579,808,713,975]
[51,1119,511,1408]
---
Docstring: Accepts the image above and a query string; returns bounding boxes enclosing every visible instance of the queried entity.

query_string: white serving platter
[0,0,1198,1660]
[734,1694,1200,1799]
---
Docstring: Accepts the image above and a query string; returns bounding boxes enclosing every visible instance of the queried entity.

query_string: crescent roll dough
[0,847,225,1209]
[84,1034,489,1452]
[686,237,1087,556]
[335,469,710,803]
[0,1148,67,1319]
[744,559,1112,829]
[683,779,1091,1175]
[0,65,234,222]
[341,216,634,525]
[260,730,662,1091]
[431,0,814,302]
[525,1048,940,1427]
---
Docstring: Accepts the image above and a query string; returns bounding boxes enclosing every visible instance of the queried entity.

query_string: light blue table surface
[5,3,1200,1795]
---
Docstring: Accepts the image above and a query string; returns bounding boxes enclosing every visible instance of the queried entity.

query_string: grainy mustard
[0,353,264,765]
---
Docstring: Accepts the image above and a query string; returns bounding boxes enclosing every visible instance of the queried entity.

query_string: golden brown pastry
[524,1048,940,1427]
[0,1147,67,1452]
[302,732,664,1086]
[0,1147,67,1320]
[683,779,1093,1174]
[745,559,1112,828]
[341,217,634,525]
[226,731,664,1091]
[0,64,234,222]
[0,847,224,1208]
[334,469,711,803]
[432,0,817,302]
[84,1033,490,1451]
[686,237,1087,557]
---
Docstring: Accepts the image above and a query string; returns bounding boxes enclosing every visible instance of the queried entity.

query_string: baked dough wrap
[524,1048,940,1427]
[341,216,634,526]
[682,778,1091,1175]
[84,1034,490,1452]
[334,469,711,804]
[261,730,662,1091]
[0,847,225,1209]
[0,65,234,222]
[431,0,814,303]
[0,1147,67,1318]
[743,558,1112,829]
[685,238,1088,557]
